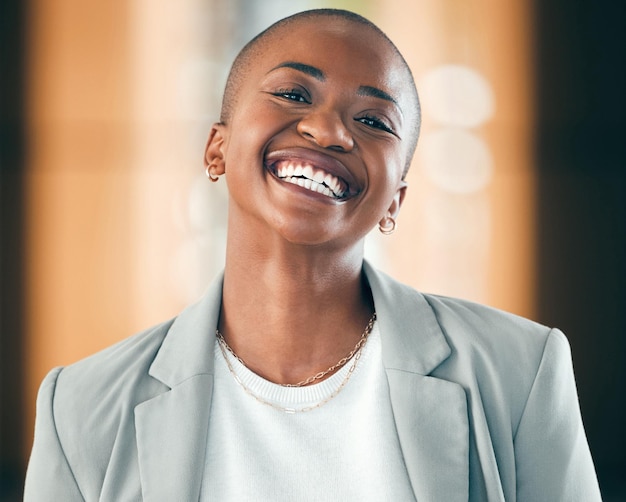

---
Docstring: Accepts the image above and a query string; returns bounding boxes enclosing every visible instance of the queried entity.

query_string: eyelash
[357,114,394,134]
[272,89,395,135]
[274,88,310,103]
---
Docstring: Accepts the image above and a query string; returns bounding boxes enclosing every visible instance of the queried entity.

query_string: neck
[219,230,374,385]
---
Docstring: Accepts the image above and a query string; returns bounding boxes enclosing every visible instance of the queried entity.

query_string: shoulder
[422,293,573,423]
[367,262,570,398]
[56,317,174,401]
[29,275,224,495]
[423,293,554,352]
[422,292,567,376]
[365,262,569,381]
[38,275,223,437]
[40,319,174,462]
[366,262,558,362]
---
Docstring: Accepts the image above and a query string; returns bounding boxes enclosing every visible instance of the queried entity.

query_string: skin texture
[204,15,418,384]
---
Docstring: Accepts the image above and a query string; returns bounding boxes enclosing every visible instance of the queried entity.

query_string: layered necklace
[215,313,376,413]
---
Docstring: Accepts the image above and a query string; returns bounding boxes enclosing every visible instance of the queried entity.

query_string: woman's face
[210,18,415,248]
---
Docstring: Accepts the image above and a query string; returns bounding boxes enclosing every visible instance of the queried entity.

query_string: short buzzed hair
[219,9,421,176]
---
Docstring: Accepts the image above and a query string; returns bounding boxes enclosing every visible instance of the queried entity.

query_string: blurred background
[1,0,624,499]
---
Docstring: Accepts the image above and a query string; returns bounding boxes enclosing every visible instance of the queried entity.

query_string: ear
[204,123,227,176]
[380,180,408,225]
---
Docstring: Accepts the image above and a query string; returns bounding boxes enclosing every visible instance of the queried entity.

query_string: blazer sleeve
[24,367,85,502]
[514,328,602,501]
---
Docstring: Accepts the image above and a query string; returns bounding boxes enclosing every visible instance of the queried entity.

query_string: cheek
[226,106,291,162]
[365,152,405,215]
[224,125,264,170]
[364,144,405,185]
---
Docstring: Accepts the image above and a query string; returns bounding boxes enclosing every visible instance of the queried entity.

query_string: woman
[25,9,601,501]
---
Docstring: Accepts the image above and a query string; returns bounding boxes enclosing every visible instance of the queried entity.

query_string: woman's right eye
[274,88,309,103]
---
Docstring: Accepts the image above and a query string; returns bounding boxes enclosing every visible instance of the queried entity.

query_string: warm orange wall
[24,0,135,456]
[373,0,535,317]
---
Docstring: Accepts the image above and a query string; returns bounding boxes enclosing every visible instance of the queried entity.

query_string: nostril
[328,144,348,153]
[296,112,354,151]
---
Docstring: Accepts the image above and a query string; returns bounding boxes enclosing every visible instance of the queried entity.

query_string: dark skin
[204,17,415,385]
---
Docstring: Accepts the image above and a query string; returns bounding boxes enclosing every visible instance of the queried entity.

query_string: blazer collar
[148,272,224,386]
[138,264,468,501]
[148,262,452,385]
[363,261,451,374]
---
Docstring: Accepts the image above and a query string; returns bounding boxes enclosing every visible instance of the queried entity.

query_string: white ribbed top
[200,323,416,501]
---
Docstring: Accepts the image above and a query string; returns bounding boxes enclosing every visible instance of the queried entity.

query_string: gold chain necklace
[215,312,376,387]
[215,313,376,413]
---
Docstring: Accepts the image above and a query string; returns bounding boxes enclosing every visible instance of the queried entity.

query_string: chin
[273,221,362,251]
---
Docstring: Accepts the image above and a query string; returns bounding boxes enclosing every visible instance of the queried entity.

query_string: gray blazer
[24,262,601,501]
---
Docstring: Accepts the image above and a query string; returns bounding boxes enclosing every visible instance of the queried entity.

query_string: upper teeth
[274,162,346,198]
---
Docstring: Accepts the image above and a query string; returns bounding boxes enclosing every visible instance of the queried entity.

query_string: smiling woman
[205,15,413,252]
[23,8,601,502]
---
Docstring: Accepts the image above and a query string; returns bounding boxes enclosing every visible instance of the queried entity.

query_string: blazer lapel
[365,262,470,501]
[135,375,213,501]
[134,274,223,501]
[386,371,469,501]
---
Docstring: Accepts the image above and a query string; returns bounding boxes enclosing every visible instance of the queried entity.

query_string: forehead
[251,17,411,103]
[263,18,393,61]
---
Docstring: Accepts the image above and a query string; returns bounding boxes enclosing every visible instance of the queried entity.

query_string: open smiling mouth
[269,160,349,200]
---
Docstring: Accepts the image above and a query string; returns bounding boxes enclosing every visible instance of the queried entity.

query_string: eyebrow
[268,61,401,111]
[357,85,398,106]
[269,61,325,81]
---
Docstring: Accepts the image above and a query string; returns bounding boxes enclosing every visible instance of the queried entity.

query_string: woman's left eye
[357,115,394,134]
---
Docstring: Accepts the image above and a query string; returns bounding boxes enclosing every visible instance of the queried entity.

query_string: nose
[296,109,354,152]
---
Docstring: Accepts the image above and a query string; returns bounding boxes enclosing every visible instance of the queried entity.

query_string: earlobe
[393,181,408,218]
[387,181,407,220]
[204,123,227,177]
[378,181,408,235]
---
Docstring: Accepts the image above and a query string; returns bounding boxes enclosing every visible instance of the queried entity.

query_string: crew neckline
[215,322,380,408]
